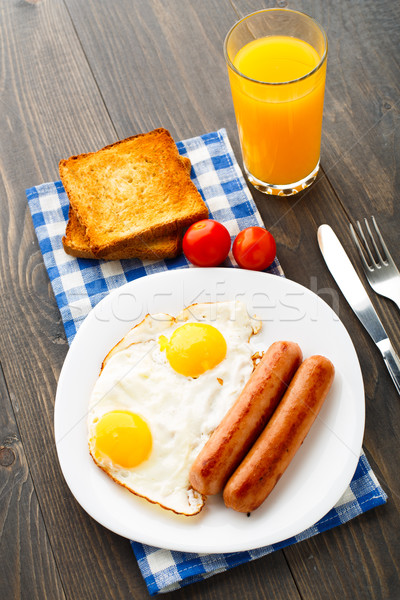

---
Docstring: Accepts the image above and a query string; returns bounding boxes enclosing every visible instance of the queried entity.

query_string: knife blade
[318,224,400,395]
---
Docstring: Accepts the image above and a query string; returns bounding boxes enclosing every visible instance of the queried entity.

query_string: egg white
[88,300,261,516]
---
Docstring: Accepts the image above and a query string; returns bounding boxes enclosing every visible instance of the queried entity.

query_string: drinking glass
[224,9,328,196]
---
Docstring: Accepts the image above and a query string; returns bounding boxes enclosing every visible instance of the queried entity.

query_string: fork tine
[350,223,372,272]
[371,216,391,264]
[364,218,387,265]
[355,220,376,267]
[350,217,400,312]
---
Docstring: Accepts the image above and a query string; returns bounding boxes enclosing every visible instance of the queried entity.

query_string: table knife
[318,224,400,395]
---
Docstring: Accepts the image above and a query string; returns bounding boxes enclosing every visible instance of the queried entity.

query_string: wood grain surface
[0,0,399,598]
[0,364,65,600]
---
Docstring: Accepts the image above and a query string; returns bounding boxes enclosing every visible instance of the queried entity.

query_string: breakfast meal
[88,298,335,517]
[87,300,261,515]
[62,126,309,515]
[60,128,208,260]
[189,340,303,495]
[61,123,331,518]
[223,355,335,513]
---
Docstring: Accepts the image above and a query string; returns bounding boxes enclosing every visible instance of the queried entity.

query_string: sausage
[189,341,303,495]
[223,355,335,513]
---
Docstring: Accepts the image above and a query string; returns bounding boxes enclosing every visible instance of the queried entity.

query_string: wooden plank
[64,0,241,140]
[284,493,398,599]
[1,0,398,598]
[0,362,65,600]
[0,0,147,598]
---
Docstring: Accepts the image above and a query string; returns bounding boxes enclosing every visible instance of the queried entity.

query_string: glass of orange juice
[224,9,327,196]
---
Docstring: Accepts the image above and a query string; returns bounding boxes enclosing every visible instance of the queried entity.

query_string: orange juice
[228,35,326,186]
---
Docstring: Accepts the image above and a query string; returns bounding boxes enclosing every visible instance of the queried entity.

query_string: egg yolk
[159,323,227,377]
[93,411,152,468]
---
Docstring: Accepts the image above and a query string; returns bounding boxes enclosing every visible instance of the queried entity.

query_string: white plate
[55,268,365,553]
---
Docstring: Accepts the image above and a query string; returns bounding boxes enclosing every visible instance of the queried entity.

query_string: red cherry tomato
[183,220,231,267]
[232,227,276,271]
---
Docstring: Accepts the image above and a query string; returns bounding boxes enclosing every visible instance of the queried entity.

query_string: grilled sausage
[223,355,335,513]
[189,341,303,495]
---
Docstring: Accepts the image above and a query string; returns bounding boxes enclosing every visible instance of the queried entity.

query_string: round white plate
[55,268,365,553]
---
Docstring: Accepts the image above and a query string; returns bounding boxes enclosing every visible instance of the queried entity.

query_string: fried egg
[88,300,261,516]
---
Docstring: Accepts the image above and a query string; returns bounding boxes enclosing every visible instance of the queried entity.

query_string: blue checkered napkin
[131,452,387,595]
[26,129,386,596]
[26,129,282,344]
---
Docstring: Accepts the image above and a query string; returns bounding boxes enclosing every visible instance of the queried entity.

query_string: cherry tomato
[232,227,276,271]
[183,220,231,267]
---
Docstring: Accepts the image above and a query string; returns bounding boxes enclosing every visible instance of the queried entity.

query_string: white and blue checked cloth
[26,129,387,595]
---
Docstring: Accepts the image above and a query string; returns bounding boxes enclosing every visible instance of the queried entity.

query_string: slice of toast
[62,207,182,260]
[59,129,208,258]
[62,156,191,261]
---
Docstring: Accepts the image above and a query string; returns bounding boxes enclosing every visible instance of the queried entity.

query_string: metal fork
[350,216,400,310]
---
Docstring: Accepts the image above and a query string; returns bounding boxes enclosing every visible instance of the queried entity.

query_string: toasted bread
[62,155,191,261]
[62,207,182,260]
[59,129,208,258]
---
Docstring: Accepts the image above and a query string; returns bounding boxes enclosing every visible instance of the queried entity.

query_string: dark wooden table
[1,1,399,598]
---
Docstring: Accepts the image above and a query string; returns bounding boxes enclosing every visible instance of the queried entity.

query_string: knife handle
[378,339,400,395]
